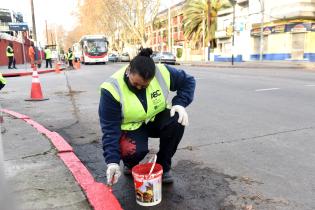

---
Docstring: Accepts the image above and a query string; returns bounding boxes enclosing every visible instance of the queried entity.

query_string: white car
[119,53,130,62]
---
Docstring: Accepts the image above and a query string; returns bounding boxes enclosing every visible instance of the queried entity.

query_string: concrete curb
[179,62,315,70]
[1,108,123,210]
[2,68,65,77]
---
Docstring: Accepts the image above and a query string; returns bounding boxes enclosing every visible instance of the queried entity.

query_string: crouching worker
[99,48,195,185]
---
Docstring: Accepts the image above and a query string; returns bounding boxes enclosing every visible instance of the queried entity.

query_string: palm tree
[183,0,232,48]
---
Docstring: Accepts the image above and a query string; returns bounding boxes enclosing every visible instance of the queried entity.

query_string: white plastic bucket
[131,155,163,206]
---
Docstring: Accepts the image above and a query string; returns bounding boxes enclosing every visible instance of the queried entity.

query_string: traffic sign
[8,23,29,31]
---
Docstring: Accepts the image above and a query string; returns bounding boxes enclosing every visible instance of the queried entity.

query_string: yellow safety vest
[67,52,74,60]
[44,49,52,59]
[100,64,170,130]
[0,74,7,85]
[6,46,14,57]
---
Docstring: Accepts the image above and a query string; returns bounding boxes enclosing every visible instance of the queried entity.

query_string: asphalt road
[1,63,315,210]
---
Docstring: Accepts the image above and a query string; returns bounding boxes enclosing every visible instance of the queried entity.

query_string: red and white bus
[79,35,109,64]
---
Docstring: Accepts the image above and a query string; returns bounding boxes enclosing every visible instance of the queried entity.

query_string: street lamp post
[207,0,211,61]
[231,1,236,65]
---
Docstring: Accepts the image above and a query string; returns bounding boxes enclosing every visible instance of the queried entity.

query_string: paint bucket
[132,155,163,206]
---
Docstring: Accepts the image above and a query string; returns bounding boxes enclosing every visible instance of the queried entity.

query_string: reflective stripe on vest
[45,49,52,59]
[6,46,14,57]
[100,64,170,131]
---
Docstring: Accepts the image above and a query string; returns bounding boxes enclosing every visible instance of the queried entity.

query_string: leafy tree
[183,0,231,48]
[66,0,161,47]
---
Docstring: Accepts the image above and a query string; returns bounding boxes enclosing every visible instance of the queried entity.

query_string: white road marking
[255,88,280,92]
[304,84,315,87]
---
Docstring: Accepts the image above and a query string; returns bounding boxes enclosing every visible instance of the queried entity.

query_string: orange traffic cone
[74,60,81,70]
[25,69,49,101]
[55,62,61,73]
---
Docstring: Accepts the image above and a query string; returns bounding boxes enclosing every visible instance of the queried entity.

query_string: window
[0,11,12,23]
[173,16,177,24]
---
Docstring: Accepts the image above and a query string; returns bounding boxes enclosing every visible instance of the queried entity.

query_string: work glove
[170,105,189,126]
[106,163,121,185]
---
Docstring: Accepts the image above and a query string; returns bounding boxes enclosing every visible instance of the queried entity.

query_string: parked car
[151,52,176,65]
[108,53,119,62]
[119,53,130,62]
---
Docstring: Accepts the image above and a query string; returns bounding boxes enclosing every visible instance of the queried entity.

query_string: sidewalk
[1,113,92,209]
[0,63,65,77]
[178,60,315,70]
[0,109,122,210]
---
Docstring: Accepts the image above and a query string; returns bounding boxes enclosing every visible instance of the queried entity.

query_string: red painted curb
[1,109,123,210]
[0,109,30,119]
[2,68,64,77]
[59,152,122,210]
[45,131,73,153]
[23,118,52,134]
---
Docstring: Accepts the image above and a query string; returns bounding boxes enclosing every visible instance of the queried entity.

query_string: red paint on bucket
[132,163,163,178]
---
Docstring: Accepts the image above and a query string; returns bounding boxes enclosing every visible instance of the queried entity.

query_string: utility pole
[30,0,37,42]
[55,25,59,61]
[259,0,264,61]
[207,0,211,61]
[54,25,58,47]
[45,20,49,46]
[50,32,54,46]
[202,11,205,61]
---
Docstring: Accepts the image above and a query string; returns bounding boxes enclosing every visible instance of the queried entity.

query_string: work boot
[162,171,174,184]
[13,67,17,69]
[123,165,132,175]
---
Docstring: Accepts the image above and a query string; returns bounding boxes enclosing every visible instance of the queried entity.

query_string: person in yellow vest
[99,48,196,185]
[67,48,74,69]
[0,73,7,90]
[6,42,17,69]
[44,46,52,68]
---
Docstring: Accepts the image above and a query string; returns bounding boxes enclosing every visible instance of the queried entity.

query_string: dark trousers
[8,56,15,68]
[0,83,5,90]
[119,109,185,172]
[45,59,52,68]
[68,60,73,67]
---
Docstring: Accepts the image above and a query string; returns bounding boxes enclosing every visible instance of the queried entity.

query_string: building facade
[250,0,315,61]
[146,1,186,56]
[0,8,24,36]
[214,0,315,62]
[214,0,251,62]
[0,8,32,66]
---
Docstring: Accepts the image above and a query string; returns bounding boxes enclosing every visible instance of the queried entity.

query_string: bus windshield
[84,39,108,55]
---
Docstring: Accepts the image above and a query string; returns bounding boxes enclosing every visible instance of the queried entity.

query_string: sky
[1,0,183,44]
